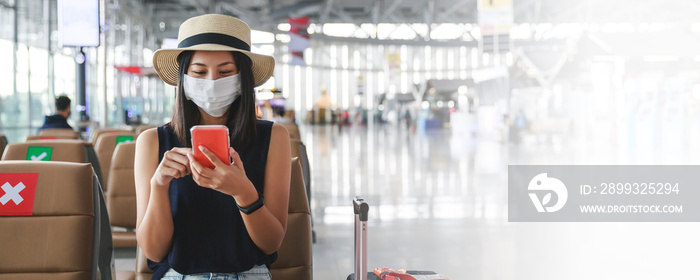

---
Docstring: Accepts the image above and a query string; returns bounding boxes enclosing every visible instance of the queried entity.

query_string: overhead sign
[478,0,513,27]
[288,17,310,66]
[0,173,39,216]
[58,0,100,47]
[385,52,401,84]
[478,0,513,53]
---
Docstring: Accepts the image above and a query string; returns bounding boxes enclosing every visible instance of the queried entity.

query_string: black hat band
[178,33,250,51]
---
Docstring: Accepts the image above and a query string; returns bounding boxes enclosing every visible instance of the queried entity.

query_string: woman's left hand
[188,146,254,198]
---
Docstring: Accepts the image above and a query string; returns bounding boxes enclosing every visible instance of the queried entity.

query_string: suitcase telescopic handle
[353,197,369,280]
[353,197,369,221]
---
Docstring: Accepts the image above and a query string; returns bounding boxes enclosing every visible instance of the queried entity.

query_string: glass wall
[273,39,479,122]
[0,0,68,143]
[106,5,169,128]
[0,0,167,143]
[0,0,477,143]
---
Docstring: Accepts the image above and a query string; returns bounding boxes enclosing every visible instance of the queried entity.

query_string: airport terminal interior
[3,0,700,279]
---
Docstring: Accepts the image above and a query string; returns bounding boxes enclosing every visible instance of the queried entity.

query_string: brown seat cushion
[113,231,137,248]
[1,140,88,163]
[270,158,312,279]
[95,133,138,190]
[0,161,95,278]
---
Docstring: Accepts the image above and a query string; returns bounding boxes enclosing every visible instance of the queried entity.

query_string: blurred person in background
[38,95,73,131]
[272,107,291,123]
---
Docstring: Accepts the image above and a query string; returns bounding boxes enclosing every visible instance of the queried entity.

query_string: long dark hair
[168,50,257,149]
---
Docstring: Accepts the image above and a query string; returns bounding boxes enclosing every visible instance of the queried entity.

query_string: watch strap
[237,193,264,215]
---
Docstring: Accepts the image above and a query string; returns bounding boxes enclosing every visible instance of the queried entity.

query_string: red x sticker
[0,173,39,216]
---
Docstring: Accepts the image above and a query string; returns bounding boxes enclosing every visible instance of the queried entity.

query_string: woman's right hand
[151,147,192,187]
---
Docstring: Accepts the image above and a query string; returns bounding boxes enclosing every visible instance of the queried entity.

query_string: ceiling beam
[381,0,404,23]
[424,0,434,41]
[386,14,429,41]
[0,0,13,8]
[330,6,372,38]
[372,0,380,35]
[290,4,322,18]
[320,0,336,26]
[182,0,206,14]
[217,2,266,29]
[312,33,478,47]
[439,0,473,20]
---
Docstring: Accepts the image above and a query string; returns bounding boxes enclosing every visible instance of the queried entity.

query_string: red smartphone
[190,125,230,169]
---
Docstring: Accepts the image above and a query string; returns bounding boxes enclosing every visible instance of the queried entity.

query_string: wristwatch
[237,193,264,215]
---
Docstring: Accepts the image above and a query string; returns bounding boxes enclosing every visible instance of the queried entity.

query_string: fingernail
[199,145,205,151]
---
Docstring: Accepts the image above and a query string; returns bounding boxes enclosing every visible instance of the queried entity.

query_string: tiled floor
[306,123,492,279]
[304,123,700,280]
[118,121,700,280]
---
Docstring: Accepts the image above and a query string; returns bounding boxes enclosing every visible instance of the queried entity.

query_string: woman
[134,14,291,279]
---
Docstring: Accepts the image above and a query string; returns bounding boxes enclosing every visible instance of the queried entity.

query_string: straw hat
[153,14,275,87]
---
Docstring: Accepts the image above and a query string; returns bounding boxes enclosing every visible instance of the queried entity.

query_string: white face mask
[183,74,242,117]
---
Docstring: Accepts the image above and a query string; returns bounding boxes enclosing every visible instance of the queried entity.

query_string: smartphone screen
[190,125,230,169]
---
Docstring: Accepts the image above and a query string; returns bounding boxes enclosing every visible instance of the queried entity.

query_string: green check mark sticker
[115,136,134,147]
[26,146,53,161]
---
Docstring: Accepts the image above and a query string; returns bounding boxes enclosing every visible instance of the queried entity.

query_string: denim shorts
[161,265,271,280]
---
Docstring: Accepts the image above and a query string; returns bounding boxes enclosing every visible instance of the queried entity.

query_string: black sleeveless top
[148,120,277,279]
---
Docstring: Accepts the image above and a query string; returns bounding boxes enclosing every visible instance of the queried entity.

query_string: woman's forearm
[137,180,175,262]
[235,187,286,255]
[240,203,287,255]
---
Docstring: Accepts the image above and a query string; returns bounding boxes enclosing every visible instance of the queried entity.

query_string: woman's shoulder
[137,127,157,142]
[257,120,290,132]
[135,126,163,150]
[269,122,290,143]
[140,125,164,139]
[134,127,163,167]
